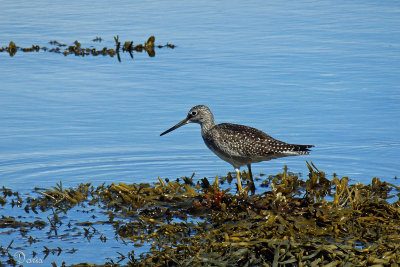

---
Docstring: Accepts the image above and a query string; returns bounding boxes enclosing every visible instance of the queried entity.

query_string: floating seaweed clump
[1,162,400,266]
[0,36,174,61]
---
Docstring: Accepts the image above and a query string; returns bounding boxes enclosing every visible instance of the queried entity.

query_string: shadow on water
[1,162,400,266]
[0,36,175,62]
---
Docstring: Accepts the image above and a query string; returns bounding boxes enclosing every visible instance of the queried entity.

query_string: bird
[160,105,313,194]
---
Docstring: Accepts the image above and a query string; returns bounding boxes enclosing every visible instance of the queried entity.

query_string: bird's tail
[291,144,314,154]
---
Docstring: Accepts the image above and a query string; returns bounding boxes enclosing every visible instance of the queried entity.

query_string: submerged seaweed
[1,162,400,266]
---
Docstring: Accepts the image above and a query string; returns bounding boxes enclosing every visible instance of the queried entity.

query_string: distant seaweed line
[0,36,175,61]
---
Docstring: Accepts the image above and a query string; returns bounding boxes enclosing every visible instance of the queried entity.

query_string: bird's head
[160,105,214,136]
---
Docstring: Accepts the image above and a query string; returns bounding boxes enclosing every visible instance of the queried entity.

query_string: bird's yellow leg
[235,168,242,192]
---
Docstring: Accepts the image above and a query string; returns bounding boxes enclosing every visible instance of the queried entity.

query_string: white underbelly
[204,141,248,168]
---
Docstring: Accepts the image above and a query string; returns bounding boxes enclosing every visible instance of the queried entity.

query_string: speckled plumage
[203,122,312,169]
[160,105,313,193]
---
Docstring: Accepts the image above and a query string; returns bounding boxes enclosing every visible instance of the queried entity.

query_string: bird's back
[202,123,312,167]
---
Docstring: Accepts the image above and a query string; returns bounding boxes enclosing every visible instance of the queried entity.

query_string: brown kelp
[0,36,175,61]
[1,162,399,266]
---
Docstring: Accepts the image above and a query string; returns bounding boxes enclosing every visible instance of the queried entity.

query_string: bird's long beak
[160,117,190,136]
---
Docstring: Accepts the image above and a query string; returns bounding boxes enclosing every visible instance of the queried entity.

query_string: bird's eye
[191,111,197,116]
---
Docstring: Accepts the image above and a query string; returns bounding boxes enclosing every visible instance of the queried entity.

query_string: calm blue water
[1,0,399,265]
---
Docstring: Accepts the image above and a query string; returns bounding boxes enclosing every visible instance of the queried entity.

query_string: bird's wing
[207,123,311,158]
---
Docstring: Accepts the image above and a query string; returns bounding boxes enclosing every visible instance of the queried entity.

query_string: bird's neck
[200,119,215,136]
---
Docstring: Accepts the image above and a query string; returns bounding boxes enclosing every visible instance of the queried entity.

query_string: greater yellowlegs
[160,105,313,193]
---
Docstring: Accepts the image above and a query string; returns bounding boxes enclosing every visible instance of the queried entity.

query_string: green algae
[0,36,174,61]
[1,162,400,266]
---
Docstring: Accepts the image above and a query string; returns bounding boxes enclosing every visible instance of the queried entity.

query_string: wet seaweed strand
[0,36,175,61]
